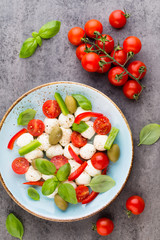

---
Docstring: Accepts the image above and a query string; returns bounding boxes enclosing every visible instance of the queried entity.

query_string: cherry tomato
[68,27,85,46]
[110,47,127,66]
[96,218,114,236]
[81,53,100,72]
[71,131,87,148]
[76,43,93,61]
[84,19,103,38]
[42,100,61,118]
[109,10,129,28]
[91,152,109,170]
[123,36,142,54]
[51,155,68,171]
[97,55,111,73]
[27,119,45,137]
[93,116,111,135]
[108,66,128,86]
[12,157,29,174]
[127,61,147,79]
[126,195,145,215]
[123,80,142,100]
[76,185,90,202]
[96,34,114,53]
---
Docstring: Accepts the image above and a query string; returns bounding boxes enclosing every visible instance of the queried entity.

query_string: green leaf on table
[72,94,92,110]
[6,213,24,240]
[19,37,38,58]
[138,123,160,146]
[28,187,40,201]
[17,109,36,125]
[58,183,77,204]
[56,163,71,182]
[35,158,56,175]
[72,121,89,133]
[42,177,59,196]
[89,175,116,193]
[39,21,61,39]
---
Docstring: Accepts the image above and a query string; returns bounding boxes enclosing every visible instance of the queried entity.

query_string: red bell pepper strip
[7,128,28,150]
[68,161,88,181]
[68,145,83,165]
[74,112,103,124]
[23,181,44,186]
[82,191,99,204]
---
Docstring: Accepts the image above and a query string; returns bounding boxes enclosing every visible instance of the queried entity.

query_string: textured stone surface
[0,0,160,239]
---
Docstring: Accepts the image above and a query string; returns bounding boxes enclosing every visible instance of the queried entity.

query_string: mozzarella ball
[75,172,91,185]
[68,160,81,174]
[64,144,80,159]
[47,188,58,198]
[44,117,59,134]
[46,144,63,159]
[24,149,43,163]
[59,127,72,147]
[85,160,101,177]
[63,180,77,189]
[80,144,96,160]
[37,133,51,151]
[16,133,33,147]
[81,121,95,139]
[94,135,108,151]
[74,107,91,121]
[42,174,54,180]
[25,166,42,182]
[58,113,75,128]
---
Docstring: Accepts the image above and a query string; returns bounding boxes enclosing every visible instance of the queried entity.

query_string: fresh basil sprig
[72,121,89,133]
[56,163,71,182]
[72,94,92,110]
[35,158,56,175]
[17,109,36,125]
[58,183,77,204]
[89,175,116,193]
[42,177,59,196]
[138,123,160,146]
[39,21,61,39]
[6,213,24,240]
[28,187,40,201]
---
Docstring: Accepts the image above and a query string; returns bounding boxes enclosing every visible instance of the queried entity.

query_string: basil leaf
[56,163,71,182]
[35,36,42,46]
[39,21,61,39]
[19,37,38,58]
[17,109,36,125]
[35,158,56,175]
[58,183,77,204]
[89,175,116,193]
[72,121,89,133]
[138,123,160,146]
[42,177,59,196]
[72,94,92,110]
[6,213,24,240]
[28,187,40,200]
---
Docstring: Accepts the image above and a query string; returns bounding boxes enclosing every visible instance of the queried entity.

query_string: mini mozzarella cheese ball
[59,127,72,147]
[37,133,51,151]
[47,188,58,198]
[85,160,101,177]
[24,149,44,163]
[64,143,80,159]
[44,117,59,134]
[80,143,96,160]
[63,180,77,189]
[42,174,54,180]
[16,133,34,147]
[68,159,81,174]
[58,113,75,128]
[46,144,63,159]
[94,135,108,151]
[25,166,42,182]
[74,107,91,121]
[75,172,91,185]
[81,121,95,139]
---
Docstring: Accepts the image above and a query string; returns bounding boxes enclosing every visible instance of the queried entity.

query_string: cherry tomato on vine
[126,195,145,216]
[93,116,111,135]
[76,185,90,202]
[68,27,85,46]
[97,54,111,73]
[109,10,130,28]
[110,47,127,66]
[76,43,93,61]
[27,119,45,137]
[96,34,114,53]
[127,61,147,79]
[71,131,87,148]
[81,52,100,72]
[123,80,142,100]
[123,36,142,54]
[84,19,103,38]
[91,152,109,170]
[108,66,128,86]
[42,100,61,118]
[12,157,29,174]
[95,218,114,236]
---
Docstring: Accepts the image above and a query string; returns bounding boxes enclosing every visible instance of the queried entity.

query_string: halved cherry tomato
[110,47,127,66]
[126,195,145,216]
[81,53,101,72]
[42,100,61,118]
[7,128,27,150]
[51,155,68,171]
[71,131,87,148]
[123,80,142,100]
[68,27,85,46]
[68,145,83,164]
[68,161,88,181]
[97,55,111,73]
[74,112,103,124]
[27,119,45,137]
[96,34,114,53]
[76,185,90,202]
[84,19,103,38]
[127,61,147,79]
[109,10,129,28]
[93,116,111,135]
[91,152,109,170]
[12,157,29,174]
[123,36,142,54]
[108,66,128,86]
[82,191,99,204]
[96,218,114,236]
[23,181,44,186]
[76,43,93,61]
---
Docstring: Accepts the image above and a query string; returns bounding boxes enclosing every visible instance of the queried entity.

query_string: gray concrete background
[0,0,160,239]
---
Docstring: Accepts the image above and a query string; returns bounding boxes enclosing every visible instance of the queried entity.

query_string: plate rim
[0,81,133,222]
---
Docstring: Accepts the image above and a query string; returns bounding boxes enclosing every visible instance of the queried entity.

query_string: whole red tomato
[123,36,141,54]
[96,34,114,53]
[127,61,147,79]
[110,47,127,66]
[81,52,100,72]
[76,43,93,61]
[96,218,114,236]
[84,19,103,38]
[126,195,145,216]
[97,54,111,73]
[108,66,128,86]
[68,27,85,46]
[109,10,130,28]
[123,80,142,100]
[91,152,109,170]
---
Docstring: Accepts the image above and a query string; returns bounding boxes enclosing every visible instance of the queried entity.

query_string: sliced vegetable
[35,158,56,175]
[6,213,24,240]
[104,127,119,150]
[56,163,71,182]
[7,128,27,150]
[12,157,29,175]
[42,177,59,196]
[74,112,103,124]
[93,116,111,135]
[51,155,68,171]
[27,119,45,137]
[23,181,44,186]
[72,121,89,133]
[17,109,36,126]
[72,94,92,110]
[68,145,83,164]
[54,92,69,115]
[82,191,99,204]
[138,123,160,146]
[58,183,77,204]
[76,185,90,202]
[89,175,116,193]
[68,161,88,181]
[28,187,40,200]
[71,131,87,148]
[18,139,41,156]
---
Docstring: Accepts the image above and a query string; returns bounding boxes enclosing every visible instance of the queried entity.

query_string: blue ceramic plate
[0,82,133,222]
